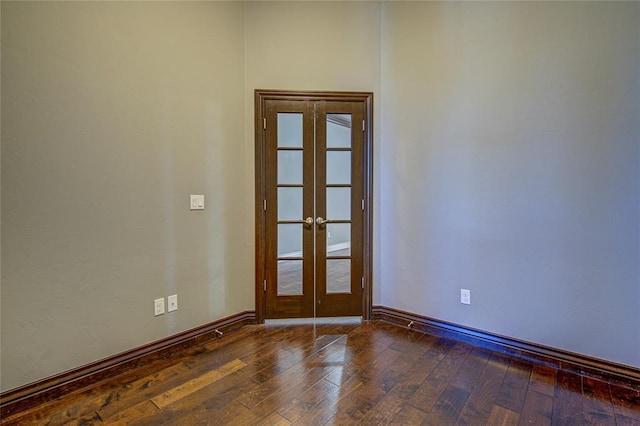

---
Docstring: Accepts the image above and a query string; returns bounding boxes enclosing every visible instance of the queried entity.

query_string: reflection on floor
[278,248,351,295]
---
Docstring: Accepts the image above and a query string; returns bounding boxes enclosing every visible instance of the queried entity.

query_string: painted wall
[380,1,640,367]
[1,2,251,391]
[244,0,384,304]
[1,0,638,392]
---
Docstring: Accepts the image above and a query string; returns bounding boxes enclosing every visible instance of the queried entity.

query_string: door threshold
[264,316,361,326]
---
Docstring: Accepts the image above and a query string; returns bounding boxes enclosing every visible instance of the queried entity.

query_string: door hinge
[361,277,365,290]
[263,199,267,211]
[263,118,267,130]
[361,199,365,211]
[362,120,365,132]
[263,279,267,292]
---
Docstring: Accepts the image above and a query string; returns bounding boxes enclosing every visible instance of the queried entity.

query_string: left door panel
[264,100,315,318]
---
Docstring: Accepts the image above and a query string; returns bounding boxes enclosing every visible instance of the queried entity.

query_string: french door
[255,91,373,320]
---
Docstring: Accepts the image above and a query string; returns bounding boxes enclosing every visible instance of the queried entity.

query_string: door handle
[297,217,314,226]
[316,217,331,226]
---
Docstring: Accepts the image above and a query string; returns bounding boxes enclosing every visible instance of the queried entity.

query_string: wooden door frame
[254,89,374,323]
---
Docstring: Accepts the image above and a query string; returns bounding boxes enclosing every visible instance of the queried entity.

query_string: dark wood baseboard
[0,311,256,416]
[373,305,640,390]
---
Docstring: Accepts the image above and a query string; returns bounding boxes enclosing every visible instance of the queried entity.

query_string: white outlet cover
[461,289,471,305]
[168,294,178,312]
[154,298,165,316]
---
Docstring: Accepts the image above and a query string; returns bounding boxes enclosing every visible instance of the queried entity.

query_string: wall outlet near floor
[168,294,178,312]
[461,289,471,305]
[154,298,165,316]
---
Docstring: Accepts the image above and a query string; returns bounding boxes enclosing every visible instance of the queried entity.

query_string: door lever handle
[297,217,314,226]
[316,217,330,226]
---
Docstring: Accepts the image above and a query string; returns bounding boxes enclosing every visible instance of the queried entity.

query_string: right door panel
[315,101,364,317]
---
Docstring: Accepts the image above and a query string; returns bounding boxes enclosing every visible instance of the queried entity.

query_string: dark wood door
[260,96,368,319]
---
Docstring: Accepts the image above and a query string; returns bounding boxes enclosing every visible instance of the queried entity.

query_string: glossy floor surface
[2,320,639,425]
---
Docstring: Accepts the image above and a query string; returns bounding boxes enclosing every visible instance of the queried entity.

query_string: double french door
[255,91,372,320]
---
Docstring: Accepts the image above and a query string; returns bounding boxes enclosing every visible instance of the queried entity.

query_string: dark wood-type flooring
[2,320,639,425]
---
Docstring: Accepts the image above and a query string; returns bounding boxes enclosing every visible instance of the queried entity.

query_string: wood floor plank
[152,400,260,426]
[146,368,261,425]
[487,405,520,425]
[236,336,348,412]
[150,358,247,409]
[409,339,472,413]
[359,387,409,425]
[292,374,366,426]
[102,400,158,425]
[256,412,292,426]
[95,360,195,420]
[611,384,640,421]
[389,403,432,425]
[429,384,471,425]
[449,347,492,392]
[582,377,615,425]
[322,345,411,424]
[552,370,584,425]
[455,352,510,425]
[616,412,640,425]
[495,357,533,414]
[277,377,340,423]
[359,336,449,424]
[529,364,557,397]
[519,390,553,426]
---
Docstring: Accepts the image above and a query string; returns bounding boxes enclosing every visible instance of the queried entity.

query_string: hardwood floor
[2,320,639,425]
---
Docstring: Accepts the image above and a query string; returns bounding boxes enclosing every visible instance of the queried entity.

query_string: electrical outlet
[154,298,165,316]
[168,294,178,312]
[461,289,471,305]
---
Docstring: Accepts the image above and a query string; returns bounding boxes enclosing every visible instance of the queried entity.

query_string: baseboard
[0,311,256,417]
[373,305,640,390]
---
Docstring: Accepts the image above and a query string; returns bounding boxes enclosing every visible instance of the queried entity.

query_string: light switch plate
[154,298,165,316]
[168,294,178,312]
[190,194,205,210]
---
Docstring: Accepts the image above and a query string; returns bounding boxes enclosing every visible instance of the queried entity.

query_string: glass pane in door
[326,259,351,293]
[278,113,303,147]
[326,151,351,184]
[278,150,303,184]
[326,187,351,220]
[277,224,302,257]
[327,114,351,148]
[278,187,302,221]
[327,223,350,256]
[278,260,303,295]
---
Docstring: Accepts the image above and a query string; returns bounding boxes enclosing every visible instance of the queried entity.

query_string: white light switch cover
[154,298,165,316]
[190,194,205,210]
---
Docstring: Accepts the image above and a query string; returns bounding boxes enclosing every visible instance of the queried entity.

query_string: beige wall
[2,1,638,392]
[380,1,640,367]
[244,0,383,304]
[1,1,250,391]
